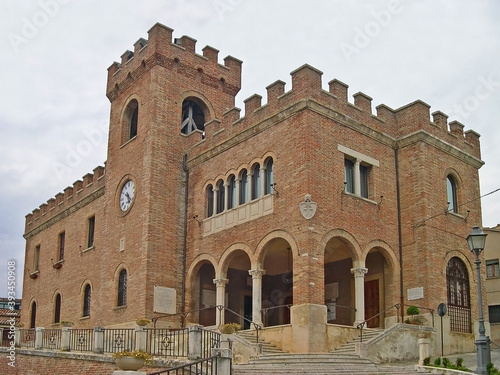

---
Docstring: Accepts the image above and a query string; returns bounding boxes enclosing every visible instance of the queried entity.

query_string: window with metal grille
[54,294,61,324]
[83,284,91,317]
[118,269,127,307]
[446,257,471,333]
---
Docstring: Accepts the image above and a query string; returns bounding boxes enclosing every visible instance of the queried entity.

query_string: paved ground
[389,346,500,372]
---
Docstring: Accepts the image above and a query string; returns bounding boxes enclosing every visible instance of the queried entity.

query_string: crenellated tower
[102,23,241,321]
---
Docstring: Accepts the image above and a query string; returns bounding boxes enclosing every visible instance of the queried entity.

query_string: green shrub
[433,357,442,367]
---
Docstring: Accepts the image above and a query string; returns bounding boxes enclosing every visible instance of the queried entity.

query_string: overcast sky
[1,0,499,299]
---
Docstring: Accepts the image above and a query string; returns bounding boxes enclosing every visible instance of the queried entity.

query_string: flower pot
[115,356,145,371]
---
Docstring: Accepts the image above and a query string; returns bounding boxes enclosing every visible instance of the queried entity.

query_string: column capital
[249,269,266,279]
[350,267,368,277]
[213,278,229,287]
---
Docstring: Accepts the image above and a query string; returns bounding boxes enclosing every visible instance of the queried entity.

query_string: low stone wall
[0,348,184,375]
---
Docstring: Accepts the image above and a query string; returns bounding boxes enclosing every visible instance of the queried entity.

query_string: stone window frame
[82,283,92,318]
[203,155,275,219]
[117,268,127,307]
[53,292,62,324]
[121,97,139,144]
[338,144,379,200]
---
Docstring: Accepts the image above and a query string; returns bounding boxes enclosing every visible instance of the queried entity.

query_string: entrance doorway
[364,279,379,328]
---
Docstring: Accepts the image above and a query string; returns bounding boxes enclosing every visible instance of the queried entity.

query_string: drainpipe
[181,154,189,327]
[395,148,404,322]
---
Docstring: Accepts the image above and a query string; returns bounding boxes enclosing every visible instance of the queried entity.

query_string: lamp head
[467,226,487,253]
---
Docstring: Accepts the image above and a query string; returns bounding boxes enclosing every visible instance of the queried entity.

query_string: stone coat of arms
[299,194,317,219]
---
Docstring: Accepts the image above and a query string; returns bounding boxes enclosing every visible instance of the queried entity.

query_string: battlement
[24,166,105,236]
[106,23,242,101]
[190,63,481,162]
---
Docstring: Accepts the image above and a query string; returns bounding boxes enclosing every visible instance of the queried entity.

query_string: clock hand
[125,192,132,203]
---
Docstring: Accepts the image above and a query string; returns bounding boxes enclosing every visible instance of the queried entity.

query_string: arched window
[447,257,471,333]
[124,99,138,141]
[206,185,214,217]
[447,175,458,213]
[216,180,225,214]
[240,170,248,204]
[181,99,206,135]
[118,269,127,307]
[251,164,261,200]
[228,175,236,209]
[264,158,274,195]
[30,301,37,328]
[83,284,91,317]
[54,294,61,324]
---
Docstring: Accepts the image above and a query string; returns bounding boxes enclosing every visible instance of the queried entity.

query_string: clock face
[119,180,135,212]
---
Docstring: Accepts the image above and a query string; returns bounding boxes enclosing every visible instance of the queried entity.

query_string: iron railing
[19,329,35,348]
[42,329,61,350]
[148,353,222,375]
[103,328,135,353]
[201,327,221,358]
[70,329,94,352]
[146,328,188,357]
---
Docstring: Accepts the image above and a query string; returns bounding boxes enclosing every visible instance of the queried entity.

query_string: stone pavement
[385,347,500,372]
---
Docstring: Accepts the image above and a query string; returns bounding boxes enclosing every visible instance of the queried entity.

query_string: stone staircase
[236,330,286,354]
[333,328,384,354]
[233,353,435,375]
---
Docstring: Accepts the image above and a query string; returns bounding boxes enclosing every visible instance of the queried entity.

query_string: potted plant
[135,318,152,327]
[59,320,74,327]
[113,350,153,371]
[219,323,241,334]
[405,306,422,325]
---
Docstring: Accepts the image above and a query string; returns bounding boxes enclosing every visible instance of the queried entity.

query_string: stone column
[224,182,229,211]
[14,328,21,347]
[249,269,265,327]
[61,327,71,351]
[418,333,431,365]
[135,327,147,351]
[212,348,232,375]
[213,278,228,326]
[235,177,241,206]
[35,327,44,349]
[93,326,104,353]
[351,267,368,326]
[188,325,203,360]
[354,159,361,196]
[213,186,219,214]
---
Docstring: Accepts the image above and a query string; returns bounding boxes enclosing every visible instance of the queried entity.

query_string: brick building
[21,23,486,354]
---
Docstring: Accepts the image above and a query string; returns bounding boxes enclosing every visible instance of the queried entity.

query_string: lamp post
[466,226,490,375]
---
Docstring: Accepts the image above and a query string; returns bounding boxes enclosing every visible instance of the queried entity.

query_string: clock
[119,180,135,212]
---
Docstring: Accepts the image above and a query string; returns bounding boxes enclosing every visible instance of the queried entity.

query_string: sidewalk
[443,348,500,371]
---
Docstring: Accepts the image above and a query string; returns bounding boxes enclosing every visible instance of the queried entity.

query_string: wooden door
[364,279,380,328]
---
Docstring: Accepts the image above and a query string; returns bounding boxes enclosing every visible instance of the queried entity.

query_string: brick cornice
[23,187,105,240]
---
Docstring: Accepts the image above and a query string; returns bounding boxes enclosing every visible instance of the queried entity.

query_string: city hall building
[21,23,486,354]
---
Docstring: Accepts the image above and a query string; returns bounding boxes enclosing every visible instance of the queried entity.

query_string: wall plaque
[154,286,177,314]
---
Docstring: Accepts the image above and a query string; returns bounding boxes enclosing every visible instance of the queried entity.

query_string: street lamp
[466,226,490,375]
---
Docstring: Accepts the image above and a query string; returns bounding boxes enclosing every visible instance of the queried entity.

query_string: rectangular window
[34,245,40,272]
[360,164,369,198]
[344,159,354,194]
[58,232,65,261]
[486,259,500,278]
[87,216,95,248]
[489,305,500,323]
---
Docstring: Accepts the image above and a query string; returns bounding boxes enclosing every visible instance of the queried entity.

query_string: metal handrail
[152,305,263,343]
[223,306,262,344]
[357,303,401,342]
[148,352,221,375]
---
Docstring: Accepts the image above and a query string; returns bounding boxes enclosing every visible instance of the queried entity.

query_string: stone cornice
[187,97,483,169]
[24,187,105,240]
[396,130,484,169]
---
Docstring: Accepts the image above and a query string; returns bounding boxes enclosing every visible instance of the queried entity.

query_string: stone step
[236,330,287,354]
[234,353,433,375]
